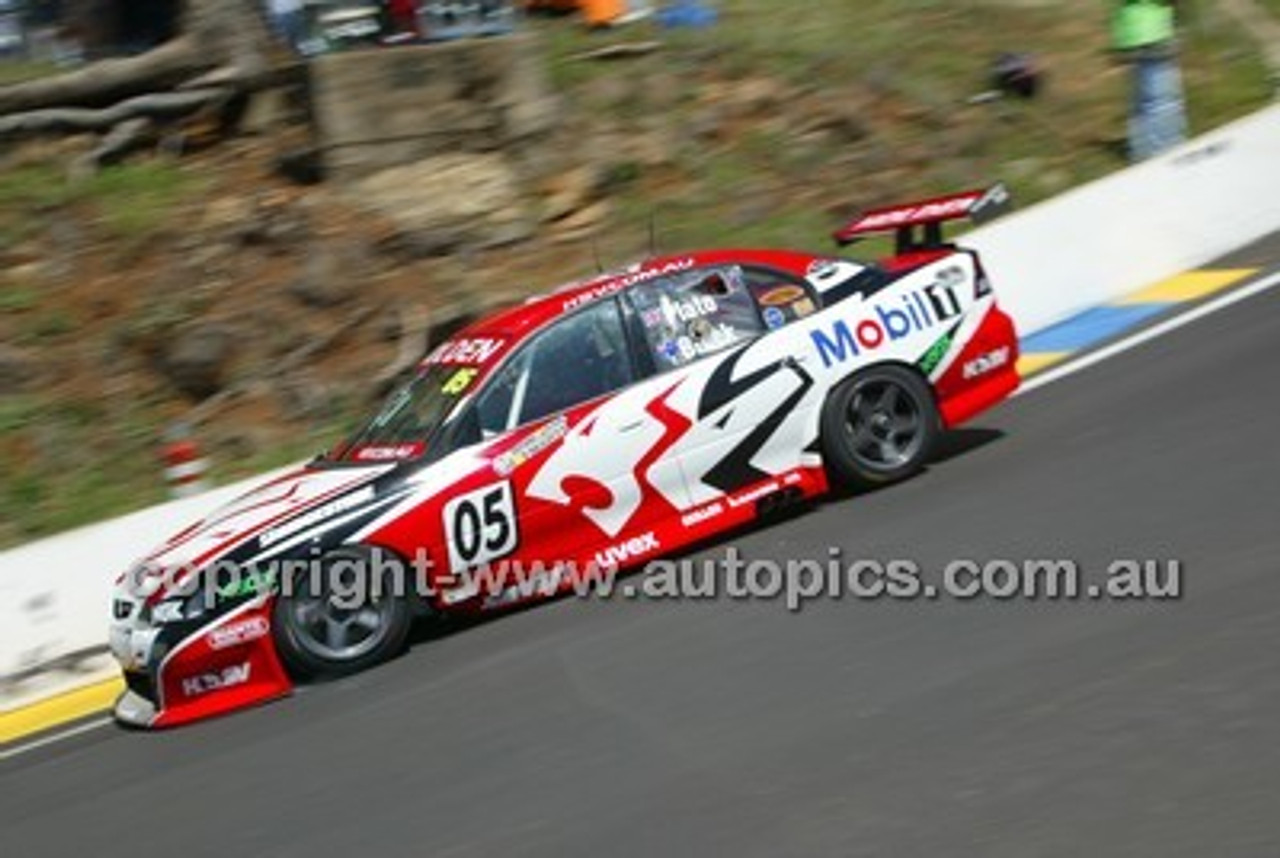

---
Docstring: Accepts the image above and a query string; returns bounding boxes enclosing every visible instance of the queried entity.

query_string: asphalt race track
[3,255,1279,856]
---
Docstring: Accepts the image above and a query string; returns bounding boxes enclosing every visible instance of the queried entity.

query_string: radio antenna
[648,209,658,259]
[592,238,604,274]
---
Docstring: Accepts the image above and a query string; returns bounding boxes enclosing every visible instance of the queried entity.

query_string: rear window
[630,265,764,370]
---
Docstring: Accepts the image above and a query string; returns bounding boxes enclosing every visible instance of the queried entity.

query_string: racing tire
[273,547,413,680]
[821,365,940,490]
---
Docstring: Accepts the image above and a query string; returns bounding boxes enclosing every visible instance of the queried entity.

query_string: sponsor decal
[856,197,974,231]
[207,616,270,650]
[427,337,506,366]
[962,346,1011,379]
[806,258,840,278]
[917,330,954,376]
[661,292,718,325]
[442,367,480,395]
[181,663,251,698]
[593,531,660,568]
[258,486,377,549]
[762,306,787,330]
[563,258,696,310]
[727,480,780,510]
[352,443,424,462]
[492,415,569,476]
[792,297,816,318]
[216,567,277,600]
[151,601,184,623]
[681,502,724,527]
[806,259,870,292]
[810,277,965,369]
[757,285,807,307]
[675,322,739,360]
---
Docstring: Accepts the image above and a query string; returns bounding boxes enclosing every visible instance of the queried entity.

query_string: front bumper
[108,597,293,728]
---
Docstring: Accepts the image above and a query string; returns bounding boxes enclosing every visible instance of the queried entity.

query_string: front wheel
[821,365,940,490]
[273,547,413,680]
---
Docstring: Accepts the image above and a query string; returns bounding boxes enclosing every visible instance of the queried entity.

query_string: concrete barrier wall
[3,103,1279,702]
[0,472,289,684]
[967,105,1280,334]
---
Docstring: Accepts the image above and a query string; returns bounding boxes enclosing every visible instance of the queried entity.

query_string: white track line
[1017,268,1280,396]
[0,717,114,762]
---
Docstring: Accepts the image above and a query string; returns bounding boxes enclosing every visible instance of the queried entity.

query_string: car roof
[455,247,826,346]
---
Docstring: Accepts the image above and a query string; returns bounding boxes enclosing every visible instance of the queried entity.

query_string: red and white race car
[109,187,1020,727]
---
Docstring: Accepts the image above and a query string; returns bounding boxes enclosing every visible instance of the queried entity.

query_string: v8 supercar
[109,187,1020,727]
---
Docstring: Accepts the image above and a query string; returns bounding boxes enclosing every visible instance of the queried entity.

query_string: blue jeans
[272,8,306,51]
[1129,52,1187,161]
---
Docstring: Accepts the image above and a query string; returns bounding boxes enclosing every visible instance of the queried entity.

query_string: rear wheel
[821,365,940,490]
[273,547,412,680]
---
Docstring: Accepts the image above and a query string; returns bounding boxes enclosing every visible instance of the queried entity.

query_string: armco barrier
[2,104,1279,712]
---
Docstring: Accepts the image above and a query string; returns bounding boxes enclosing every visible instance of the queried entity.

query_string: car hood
[138,463,396,588]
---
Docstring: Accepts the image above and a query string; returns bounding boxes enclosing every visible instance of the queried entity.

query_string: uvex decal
[594,532,659,568]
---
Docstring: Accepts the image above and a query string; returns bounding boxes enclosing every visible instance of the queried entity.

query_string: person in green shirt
[1112,0,1187,161]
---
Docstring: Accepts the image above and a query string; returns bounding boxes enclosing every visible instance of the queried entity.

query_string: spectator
[1111,0,1187,161]
[266,0,306,51]
[385,0,420,37]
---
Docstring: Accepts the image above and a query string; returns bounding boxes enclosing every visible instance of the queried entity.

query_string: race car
[109,186,1020,727]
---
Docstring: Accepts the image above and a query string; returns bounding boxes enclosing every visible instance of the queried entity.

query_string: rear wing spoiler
[833,184,1011,255]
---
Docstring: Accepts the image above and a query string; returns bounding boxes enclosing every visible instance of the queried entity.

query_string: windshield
[329,364,483,463]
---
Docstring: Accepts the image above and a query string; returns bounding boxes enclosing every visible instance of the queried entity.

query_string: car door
[625,265,823,508]
[462,297,692,582]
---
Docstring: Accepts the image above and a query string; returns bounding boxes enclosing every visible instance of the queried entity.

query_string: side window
[742,267,819,331]
[629,265,765,370]
[471,299,636,436]
[472,349,530,437]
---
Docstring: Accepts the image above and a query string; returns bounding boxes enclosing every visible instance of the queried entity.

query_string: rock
[476,218,539,250]
[505,94,563,142]
[725,77,788,117]
[541,165,605,223]
[795,93,873,143]
[199,196,254,237]
[549,199,612,244]
[0,344,42,394]
[689,104,725,142]
[630,128,677,168]
[162,323,234,400]
[289,241,368,308]
[345,154,531,253]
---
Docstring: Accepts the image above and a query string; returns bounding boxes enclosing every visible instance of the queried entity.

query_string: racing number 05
[444,481,519,570]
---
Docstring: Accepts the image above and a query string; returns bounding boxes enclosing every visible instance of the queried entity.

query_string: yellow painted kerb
[1118,269,1256,305]
[0,677,122,745]
[1017,352,1070,377]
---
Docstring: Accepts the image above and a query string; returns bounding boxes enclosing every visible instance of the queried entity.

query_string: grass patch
[528,0,1270,261]
[0,159,202,247]
[83,160,203,239]
[0,284,40,313]
[0,58,61,86]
